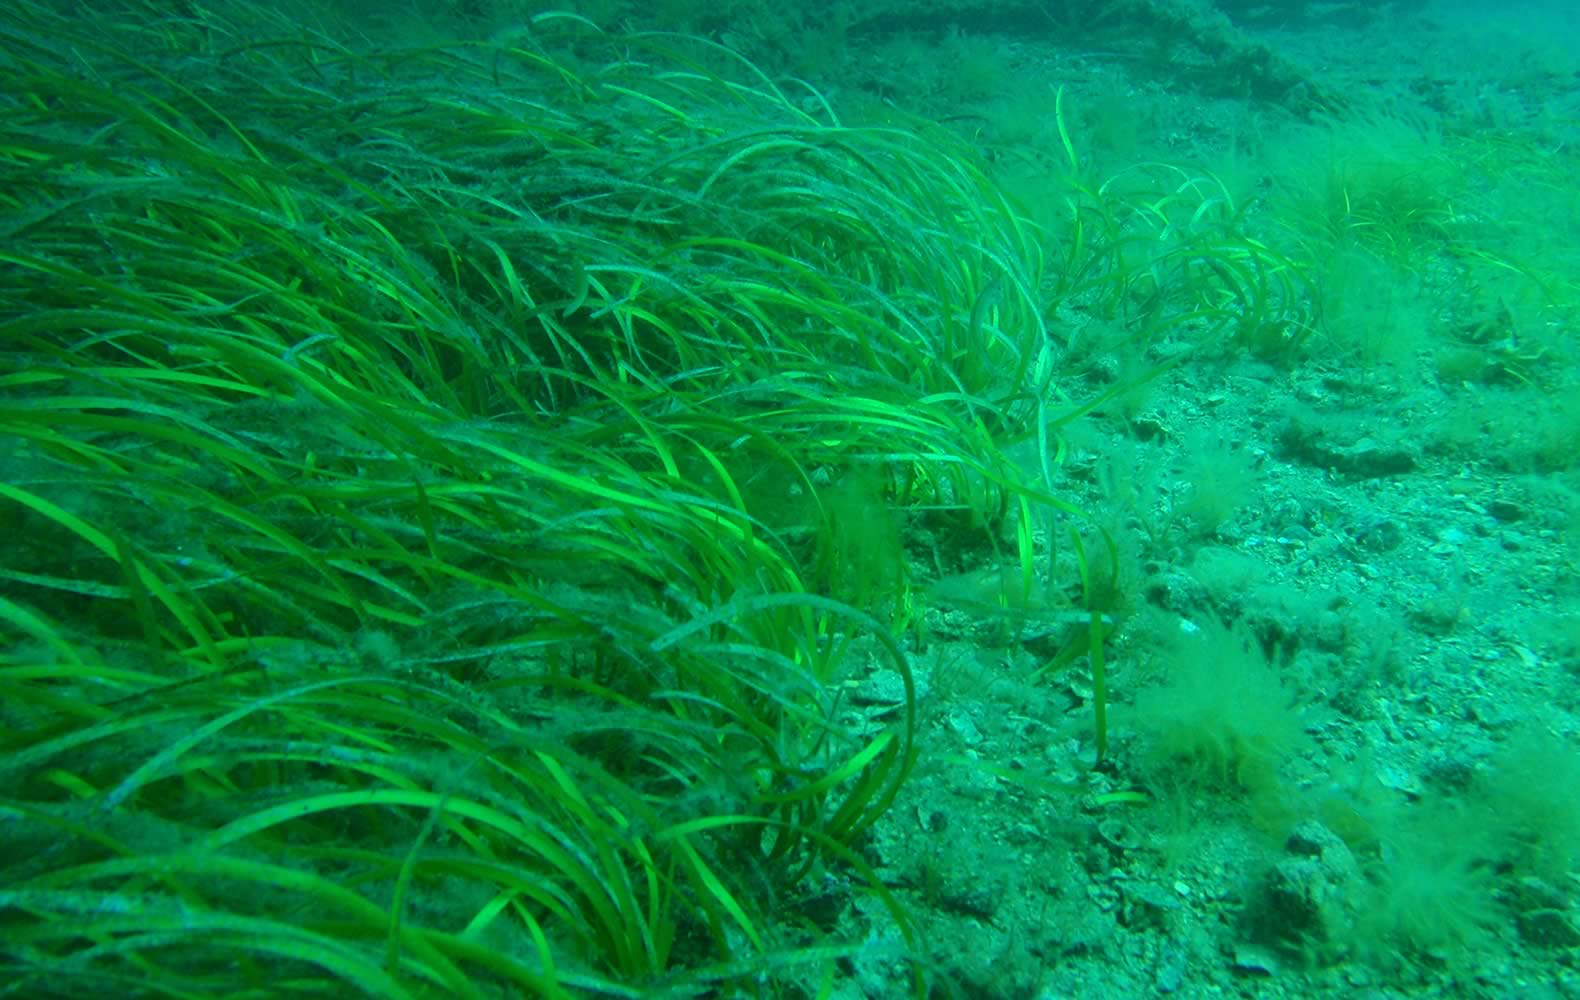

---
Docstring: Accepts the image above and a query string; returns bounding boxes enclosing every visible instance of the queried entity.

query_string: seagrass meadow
[15,0,1580,995]
[0,1,1098,995]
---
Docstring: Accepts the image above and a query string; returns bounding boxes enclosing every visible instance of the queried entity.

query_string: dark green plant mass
[0,1,1090,995]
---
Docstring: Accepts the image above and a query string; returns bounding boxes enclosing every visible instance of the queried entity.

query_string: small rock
[1231,942,1280,977]
[1351,517,1404,553]
[945,707,984,746]
[1516,908,1580,949]
[1485,498,1525,522]
[1509,877,1580,948]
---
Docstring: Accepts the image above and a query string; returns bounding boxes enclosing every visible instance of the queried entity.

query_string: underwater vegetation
[5,0,1579,996]
[0,0,1098,994]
